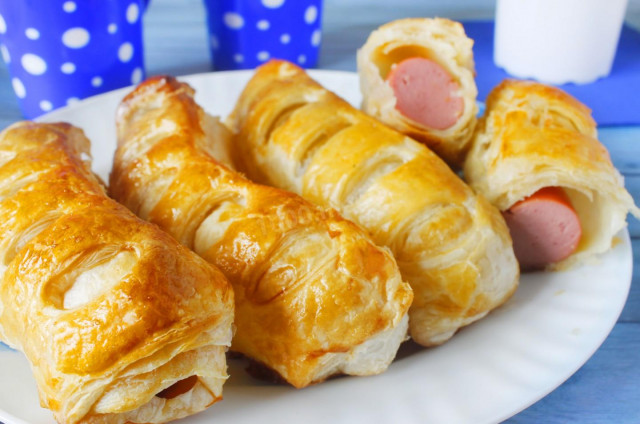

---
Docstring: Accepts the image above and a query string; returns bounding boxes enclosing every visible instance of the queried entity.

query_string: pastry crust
[0,122,234,424]
[226,60,518,346]
[110,76,413,388]
[464,79,640,269]
[357,18,478,167]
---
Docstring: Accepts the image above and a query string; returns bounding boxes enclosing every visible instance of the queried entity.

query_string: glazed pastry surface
[357,18,478,167]
[227,60,518,346]
[0,122,234,424]
[464,79,640,269]
[110,76,413,388]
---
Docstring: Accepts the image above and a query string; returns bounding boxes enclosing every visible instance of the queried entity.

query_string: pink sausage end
[502,187,582,270]
[387,57,464,130]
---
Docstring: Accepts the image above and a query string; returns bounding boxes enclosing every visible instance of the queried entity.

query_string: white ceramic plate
[0,70,632,424]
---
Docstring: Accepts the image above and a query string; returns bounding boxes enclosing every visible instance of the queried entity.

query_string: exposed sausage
[502,187,582,270]
[155,375,199,399]
[386,57,464,130]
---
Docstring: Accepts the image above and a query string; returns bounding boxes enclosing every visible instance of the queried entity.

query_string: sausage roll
[0,122,234,424]
[226,60,518,347]
[110,76,413,388]
[357,18,478,168]
[464,79,640,270]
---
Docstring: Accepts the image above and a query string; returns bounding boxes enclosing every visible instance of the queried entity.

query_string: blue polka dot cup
[0,0,147,119]
[203,0,323,70]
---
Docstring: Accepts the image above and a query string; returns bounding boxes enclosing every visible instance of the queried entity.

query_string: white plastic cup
[494,0,628,85]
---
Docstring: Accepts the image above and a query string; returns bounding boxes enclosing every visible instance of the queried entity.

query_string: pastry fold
[0,122,234,424]
[110,76,413,388]
[226,60,518,346]
[357,18,478,167]
[464,79,640,268]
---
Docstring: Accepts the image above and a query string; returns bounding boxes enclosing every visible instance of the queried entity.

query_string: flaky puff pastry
[357,18,478,167]
[110,76,413,388]
[464,79,640,269]
[0,122,234,424]
[226,60,518,346]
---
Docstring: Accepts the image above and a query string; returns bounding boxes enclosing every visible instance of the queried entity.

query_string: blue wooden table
[0,0,638,422]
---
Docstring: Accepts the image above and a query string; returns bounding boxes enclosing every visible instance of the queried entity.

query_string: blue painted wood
[0,1,638,423]
[509,323,640,424]
[620,240,640,323]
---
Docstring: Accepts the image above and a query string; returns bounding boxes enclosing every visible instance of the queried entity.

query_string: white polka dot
[311,29,321,46]
[40,100,53,112]
[257,51,270,62]
[67,97,80,105]
[0,14,6,34]
[61,62,76,74]
[62,27,90,48]
[118,42,133,62]
[63,1,76,12]
[21,53,47,75]
[257,20,270,30]
[126,3,140,24]
[280,33,291,44]
[131,67,143,84]
[108,23,117,34]
[25,28,40,40]
[262,0,284,8]
[91,76,103,87]
[304,6,318,24]
[233,54,244,63]
[1,44,10,64]
[223,12,244,29]
[298,54,306,64]
[12,78,25,98]
[211,34,219,50]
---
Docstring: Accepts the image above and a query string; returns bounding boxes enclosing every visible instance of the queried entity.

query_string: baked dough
[226,60,518,346]
[464,79,640,269]
[357,18,478,167]
[0,122,234,424]
[110,76,413,388]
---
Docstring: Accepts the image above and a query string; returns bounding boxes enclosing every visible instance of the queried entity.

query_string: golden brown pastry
[0,122,234,424]
[464,79,640,270]
[226,60,518,347]
[110,76,413,388]
[357,18,478,168]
